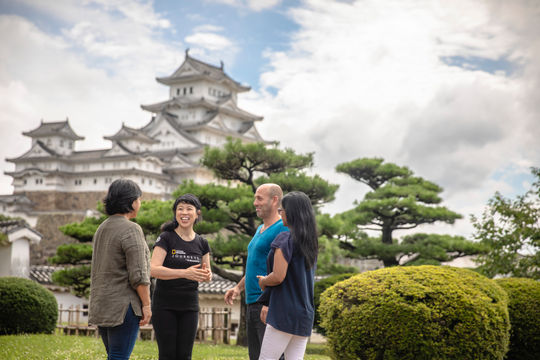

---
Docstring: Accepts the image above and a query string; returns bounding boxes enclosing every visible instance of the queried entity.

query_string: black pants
[152,308,198,360]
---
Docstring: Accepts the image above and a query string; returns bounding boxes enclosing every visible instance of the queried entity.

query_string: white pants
[259,324,309,360]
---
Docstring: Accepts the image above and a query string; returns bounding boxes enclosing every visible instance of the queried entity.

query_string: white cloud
[185,32,234,51]
[0,2,183,193]
[243,0,540,238]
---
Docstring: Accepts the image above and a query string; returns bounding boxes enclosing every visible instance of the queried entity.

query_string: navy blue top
[264,231,315,337]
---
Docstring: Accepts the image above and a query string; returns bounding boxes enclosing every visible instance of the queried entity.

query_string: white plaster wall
[10,238,30,278]
[0,245,11,277]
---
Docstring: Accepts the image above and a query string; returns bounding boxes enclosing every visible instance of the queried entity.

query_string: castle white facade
[2,51,264,214]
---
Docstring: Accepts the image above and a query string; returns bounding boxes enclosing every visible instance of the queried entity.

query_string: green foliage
[472,168,540,279]
[336,157,463,266]
[202,138,313,191]
[52,265,91,298]
[316,235,358,275]
[135,199,174,238]
[0,231,7,246]
[400,233,488,265]
[49,243,92,265]
[259,170,339,207]
[59,215,107,242]
[495,278,540,360]
[0,277,58,335]
[48,242,92,298]
[320,266,510,360]
[313,273,356,336]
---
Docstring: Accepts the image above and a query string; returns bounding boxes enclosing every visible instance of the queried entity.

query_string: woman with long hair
[257,191,318,359]
[89,179,151,360]
[150,193,212,360]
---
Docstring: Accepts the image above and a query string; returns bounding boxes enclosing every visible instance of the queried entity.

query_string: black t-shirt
[152,231,210,311]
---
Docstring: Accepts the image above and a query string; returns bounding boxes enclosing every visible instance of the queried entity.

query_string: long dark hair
[161,193,202,232]
[281,191,318,269]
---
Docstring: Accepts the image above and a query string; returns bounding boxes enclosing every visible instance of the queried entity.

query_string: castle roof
[104,124,159,144]
[141,96,262,122]
[23,119,84,140]
[156,51,250,93]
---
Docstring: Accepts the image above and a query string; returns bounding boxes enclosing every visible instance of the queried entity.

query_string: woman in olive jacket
[89,179,151,360]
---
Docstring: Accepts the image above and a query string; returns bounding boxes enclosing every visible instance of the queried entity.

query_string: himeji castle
[1,50,265,216]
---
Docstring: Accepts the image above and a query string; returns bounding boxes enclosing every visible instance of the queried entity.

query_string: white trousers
[259,324,309,360]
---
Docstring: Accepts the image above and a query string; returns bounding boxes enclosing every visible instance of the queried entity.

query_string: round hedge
[0,277,58,335]
[495,278,540,360]
[314,273,356,335]
[319,266,510,360]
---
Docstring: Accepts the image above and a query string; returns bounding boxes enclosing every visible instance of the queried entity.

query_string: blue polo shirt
[245,219,289,304]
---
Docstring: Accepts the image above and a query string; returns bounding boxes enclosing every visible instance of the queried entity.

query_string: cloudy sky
[1,0,539,239]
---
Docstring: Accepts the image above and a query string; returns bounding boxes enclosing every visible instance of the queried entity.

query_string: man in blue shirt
[224,183,288,360]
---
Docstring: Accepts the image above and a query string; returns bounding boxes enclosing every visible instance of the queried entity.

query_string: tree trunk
[381,225,399,267]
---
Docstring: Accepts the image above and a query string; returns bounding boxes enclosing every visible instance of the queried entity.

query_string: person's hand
[186,264,211,282]
[224,286,240,305]
[260,305,268,324]
[202,262,212,282]
[140,305,152,326]
[257,275,266,291]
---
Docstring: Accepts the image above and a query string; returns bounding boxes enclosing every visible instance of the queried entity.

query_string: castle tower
[3,52,265,213]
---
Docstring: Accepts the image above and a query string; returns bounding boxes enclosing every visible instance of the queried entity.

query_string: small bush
[320,266,510,360]
[314,273,356,335]
[0,277,58,335]
[495,278,540,360]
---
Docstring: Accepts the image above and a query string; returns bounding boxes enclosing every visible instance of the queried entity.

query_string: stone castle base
[18,191,163,264]
[17,191,163,211]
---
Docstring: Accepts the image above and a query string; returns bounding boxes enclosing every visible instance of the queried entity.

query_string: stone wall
[25,191,163,264]
[19,191,163,211]
[31,213,86,265]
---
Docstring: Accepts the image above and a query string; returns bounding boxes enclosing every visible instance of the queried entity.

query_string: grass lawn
[0,333,331,359]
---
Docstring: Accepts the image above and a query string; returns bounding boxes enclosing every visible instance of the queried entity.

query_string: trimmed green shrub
[495,278,540,360]
[0,277,58,335]
[320,265,510,360]
[314,273,355,335]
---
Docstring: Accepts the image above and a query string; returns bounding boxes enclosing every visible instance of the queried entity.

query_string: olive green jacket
[89,215,150,327]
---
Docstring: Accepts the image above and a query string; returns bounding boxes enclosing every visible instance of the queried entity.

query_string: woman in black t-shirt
[150,193,212,360]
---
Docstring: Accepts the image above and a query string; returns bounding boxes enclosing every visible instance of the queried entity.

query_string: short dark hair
[104,179,142,215]
[161,193,203,232]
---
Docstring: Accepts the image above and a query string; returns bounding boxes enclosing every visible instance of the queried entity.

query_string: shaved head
[257,183,283,202]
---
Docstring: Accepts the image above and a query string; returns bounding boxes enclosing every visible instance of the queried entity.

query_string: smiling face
[175,201,200,230]
[254,185,275,220]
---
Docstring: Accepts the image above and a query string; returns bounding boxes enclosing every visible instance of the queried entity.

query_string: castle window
[142,178,145,184]
[149,179,153,185]
[74,179,82,185]
[183,87,187,95]
[93,178,97,184]
[190,87,193,94]
[35,178,43,185]
[23,180,27,185]
[176,88,180,96]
